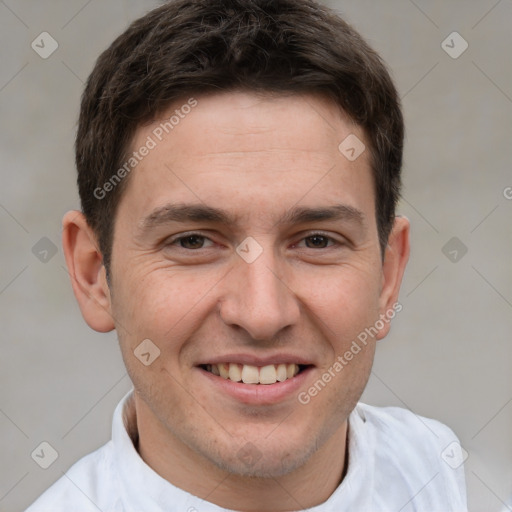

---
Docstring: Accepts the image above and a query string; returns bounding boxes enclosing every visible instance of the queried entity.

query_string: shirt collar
[112,387,372,512]
[113,388,228,511]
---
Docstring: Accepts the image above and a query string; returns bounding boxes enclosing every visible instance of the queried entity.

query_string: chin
[205,433,320,479]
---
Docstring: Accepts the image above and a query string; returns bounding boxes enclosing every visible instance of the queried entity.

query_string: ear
[375,216,410,340]
[62,210,115,333]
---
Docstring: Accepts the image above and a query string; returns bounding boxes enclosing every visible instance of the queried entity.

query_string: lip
[196,364,315,405]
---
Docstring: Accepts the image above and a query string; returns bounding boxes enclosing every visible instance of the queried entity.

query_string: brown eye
[165,232,217,253]
[179,235,207,249]
[304,235,331,248]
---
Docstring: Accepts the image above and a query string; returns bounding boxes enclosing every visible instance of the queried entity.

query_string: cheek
[299,264,381,402]
[301,264,382,335]
[111,267,223,351]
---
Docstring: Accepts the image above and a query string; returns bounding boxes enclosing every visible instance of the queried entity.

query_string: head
[64,0,409,485]
[76,0,404,276]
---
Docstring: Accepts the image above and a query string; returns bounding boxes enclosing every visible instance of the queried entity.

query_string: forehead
[119,91,375,229]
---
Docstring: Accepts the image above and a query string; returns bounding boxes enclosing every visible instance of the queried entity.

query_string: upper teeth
[206,363,300,385]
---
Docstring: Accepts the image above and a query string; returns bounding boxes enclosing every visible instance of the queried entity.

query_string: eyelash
[165,231,341,250]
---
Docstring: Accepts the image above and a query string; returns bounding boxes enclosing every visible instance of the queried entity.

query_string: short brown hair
[76,0,404,275]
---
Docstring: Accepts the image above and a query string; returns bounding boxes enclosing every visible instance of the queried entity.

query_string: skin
[63,91,410,511]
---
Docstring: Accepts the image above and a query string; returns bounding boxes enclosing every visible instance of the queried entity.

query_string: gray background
[1,1,511,511]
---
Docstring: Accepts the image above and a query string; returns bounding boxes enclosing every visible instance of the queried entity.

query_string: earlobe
[62,210,115,333]
[376,216,410,340]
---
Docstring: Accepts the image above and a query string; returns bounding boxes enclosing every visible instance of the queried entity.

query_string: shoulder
[25,441,120,512]
[356,402,459,446]
[352,403,468,511]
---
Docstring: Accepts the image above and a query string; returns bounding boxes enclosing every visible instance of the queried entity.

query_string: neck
[134,397,348,511]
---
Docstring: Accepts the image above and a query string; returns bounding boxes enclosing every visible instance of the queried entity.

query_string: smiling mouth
[200,363,310,385]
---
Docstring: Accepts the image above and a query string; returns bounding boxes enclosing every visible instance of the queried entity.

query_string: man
[27,0,468,510]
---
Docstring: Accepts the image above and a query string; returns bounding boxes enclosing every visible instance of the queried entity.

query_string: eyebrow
[140,203,366,231]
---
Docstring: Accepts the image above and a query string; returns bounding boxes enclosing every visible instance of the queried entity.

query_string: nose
[218,243,300,342]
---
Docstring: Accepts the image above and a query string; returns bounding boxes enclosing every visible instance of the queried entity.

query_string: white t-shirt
[26,388,468,512]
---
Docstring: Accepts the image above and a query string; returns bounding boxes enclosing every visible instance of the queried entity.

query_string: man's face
[109,91,390,477]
